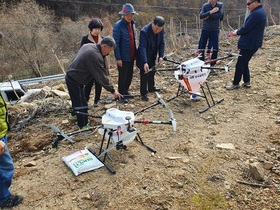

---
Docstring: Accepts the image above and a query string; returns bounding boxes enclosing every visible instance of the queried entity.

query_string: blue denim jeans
[0,135,14,203]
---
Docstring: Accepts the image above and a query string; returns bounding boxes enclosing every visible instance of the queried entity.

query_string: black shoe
[141,95,149,101]
[148,88,161,93]
[120,97,128,104]
[0,194,23,208]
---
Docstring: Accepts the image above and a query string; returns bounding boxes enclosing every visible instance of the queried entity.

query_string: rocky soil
[5,25,280,210]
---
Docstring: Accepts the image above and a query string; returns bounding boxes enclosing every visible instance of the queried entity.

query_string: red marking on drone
[183,77,192,91]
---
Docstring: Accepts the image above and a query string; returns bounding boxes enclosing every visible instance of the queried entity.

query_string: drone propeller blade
[226,59,234,66]
[168,110,177,132]
[155,92,167,108]
[164,52,174,58]
[49,124,60,133]
[228,52,241,57]
[49,124,75,143]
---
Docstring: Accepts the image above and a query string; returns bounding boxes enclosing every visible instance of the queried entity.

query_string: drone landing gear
[94,127,156,174]
[198,81,224,113]
[167,82,224,113]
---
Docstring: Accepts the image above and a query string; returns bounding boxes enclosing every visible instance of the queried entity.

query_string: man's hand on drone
[158,57,163,65]
[144,63,149,72]
[227,30,238,37]
[113,90,122,100]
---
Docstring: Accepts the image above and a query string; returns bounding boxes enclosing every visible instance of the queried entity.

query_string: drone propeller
[205,52,241,65]
[164,52,175,58]
[155,92,167,108]
[49,124,75,147]
[168,109,177,132]
[228,52,241,57]
[133,109,176,131]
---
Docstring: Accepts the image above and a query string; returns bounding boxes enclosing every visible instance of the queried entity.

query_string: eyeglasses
[247,0,256,6]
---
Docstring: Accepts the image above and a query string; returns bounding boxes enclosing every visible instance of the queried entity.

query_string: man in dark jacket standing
[136,16,165,101]
[113,3,137,103]
[226,0,266,90]
[197,0,223,66]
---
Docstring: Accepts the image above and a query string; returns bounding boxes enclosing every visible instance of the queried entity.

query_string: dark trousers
[65,74,88,128]
[198,30,219,64]
[140,61,156,96]
[233,48,258,85]
[117,60,134,95]
[84,79,102,104]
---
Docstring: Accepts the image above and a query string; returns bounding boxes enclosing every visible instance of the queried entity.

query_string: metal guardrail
[17,74,65,85]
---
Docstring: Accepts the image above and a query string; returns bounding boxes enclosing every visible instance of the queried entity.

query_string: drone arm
[163,56,181,65]
[134,120,172,125]
[204,53,240,65]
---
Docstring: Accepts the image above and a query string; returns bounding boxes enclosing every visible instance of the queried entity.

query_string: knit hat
[119,3,138,15]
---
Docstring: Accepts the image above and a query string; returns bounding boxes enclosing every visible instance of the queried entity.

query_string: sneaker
[226,84,240,90]
[68,114,77,121]
[0,194,23,208]
[242,82,251,88]
[79,124,92,131]
[141,95,149,101]
[93,102,99,107]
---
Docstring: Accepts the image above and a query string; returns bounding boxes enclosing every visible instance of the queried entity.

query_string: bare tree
[0,0,56,78]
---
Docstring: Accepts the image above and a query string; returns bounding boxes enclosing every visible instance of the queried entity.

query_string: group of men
[66,3,165,130]
[198,0,266,90]
[0,1,267,208]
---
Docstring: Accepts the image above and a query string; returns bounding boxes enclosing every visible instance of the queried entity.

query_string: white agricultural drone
[146,52,240,113]
[50,93,177,174]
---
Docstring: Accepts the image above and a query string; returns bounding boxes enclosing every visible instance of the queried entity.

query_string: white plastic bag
[62,148,104,176]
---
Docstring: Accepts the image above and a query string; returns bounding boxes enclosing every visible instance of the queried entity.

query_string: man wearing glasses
[226,0,266,90]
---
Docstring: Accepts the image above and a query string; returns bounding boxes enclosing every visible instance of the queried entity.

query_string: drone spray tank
[98,108,138,145]
[174,57,210,94]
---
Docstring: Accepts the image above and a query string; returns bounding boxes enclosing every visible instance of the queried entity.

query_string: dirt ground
[5,25,280,210]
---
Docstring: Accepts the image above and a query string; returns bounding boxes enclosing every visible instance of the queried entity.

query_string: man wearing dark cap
[113,3,137,103]
[65,36,121,130]
[226,0,266,90]
[136,16,165,101]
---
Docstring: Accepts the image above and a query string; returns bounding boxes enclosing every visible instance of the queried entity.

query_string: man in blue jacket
[113,3,137,103]
[197,0,223,66]
[136,16,165,101]
[226,0,266,90]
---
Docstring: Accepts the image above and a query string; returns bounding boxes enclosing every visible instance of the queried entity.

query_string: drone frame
[149,53,240,113]
[50,103,176,174]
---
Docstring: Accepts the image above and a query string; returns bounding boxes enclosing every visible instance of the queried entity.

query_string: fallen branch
[236,180,274,188]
